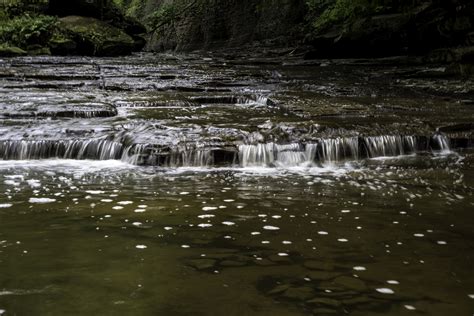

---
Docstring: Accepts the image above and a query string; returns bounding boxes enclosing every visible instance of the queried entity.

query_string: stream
[0,53,473,315]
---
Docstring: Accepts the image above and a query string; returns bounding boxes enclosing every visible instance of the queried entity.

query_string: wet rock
[0,46,27,57]
[267,284,292,295]
[282,286,316,301]
[303,261,335,271]
[342,296,373,306]
[59,16,135,56]
[306,297,341,308]
[333,276,367,292]
[254,258,276,266]
[438,123,474,133]
[187,259,217,271]
[268,254,292,264]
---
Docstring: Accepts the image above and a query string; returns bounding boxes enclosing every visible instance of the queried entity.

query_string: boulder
[59,16,135,56]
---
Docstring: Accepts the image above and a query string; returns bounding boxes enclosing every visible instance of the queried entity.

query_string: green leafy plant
[306,0,376,33]
[0,14,58,48]
[148,3,178,30]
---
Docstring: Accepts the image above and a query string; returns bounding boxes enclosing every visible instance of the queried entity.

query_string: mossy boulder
[59,16,135,56]
[0,45,27,57]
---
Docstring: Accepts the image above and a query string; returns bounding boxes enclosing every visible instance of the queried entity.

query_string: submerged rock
[311,308,338,315]
[306,297,341,308]
[282,286,316,301]
[332,276,368,292]
[303,261,335,271]
[187,259,217,271]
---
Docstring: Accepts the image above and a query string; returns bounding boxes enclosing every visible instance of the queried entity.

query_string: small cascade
[167,149,214,167]
[0,133,457,167]
[238,143,314,167]
[121,144,216,167]
[363,135,418,158]
[0,139,124,160]
[318,137,359,164]
[432,134,451,152]
[275,143,308,167]
[239,143,276,167]
[121,144,149,165]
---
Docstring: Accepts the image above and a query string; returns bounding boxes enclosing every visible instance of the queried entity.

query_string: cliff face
[116,0,473,64]
[116,0,307,51]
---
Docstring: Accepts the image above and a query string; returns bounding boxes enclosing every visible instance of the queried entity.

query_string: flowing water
[0,53,473,315]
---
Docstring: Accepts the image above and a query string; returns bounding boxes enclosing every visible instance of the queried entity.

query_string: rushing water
[0,54,473,315]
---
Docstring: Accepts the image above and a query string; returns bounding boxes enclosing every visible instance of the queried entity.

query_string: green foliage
[0,14,58,48]
[148,3,178,29]
[306,0,376,33]
[147,1,202,31]
[1,0,48,18]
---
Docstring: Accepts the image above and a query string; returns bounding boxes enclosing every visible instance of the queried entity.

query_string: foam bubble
[198,223,213,228]
[263,226,280,230]
[86,190,105,195]
[29,198,56,204]
[376,288,394,294]
[117,201,133,205]
[353,266,366,271]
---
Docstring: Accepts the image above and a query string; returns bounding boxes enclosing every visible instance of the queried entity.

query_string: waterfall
[239,143,276,167]
[432,134,451,152]
[238,143,315,167]
[319,137,359,164]
[0,139,123,160]
[0,134,456,167]
[121,144,149,165]
[167,149,214,167]
[363,135,418,158]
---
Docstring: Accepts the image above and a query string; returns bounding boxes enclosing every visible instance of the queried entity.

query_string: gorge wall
[115,0,307,51]
[115,0,474,62]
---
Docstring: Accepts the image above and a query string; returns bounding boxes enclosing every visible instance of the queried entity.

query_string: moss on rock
[0,45,27,57]
[59,15,135,56]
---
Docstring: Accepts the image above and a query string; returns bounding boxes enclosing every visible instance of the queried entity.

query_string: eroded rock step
[0,131,464,167]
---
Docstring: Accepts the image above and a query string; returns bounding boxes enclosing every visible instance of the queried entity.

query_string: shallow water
[0,54,473,315]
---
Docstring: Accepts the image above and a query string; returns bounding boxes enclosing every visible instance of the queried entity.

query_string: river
[0,53,473,315]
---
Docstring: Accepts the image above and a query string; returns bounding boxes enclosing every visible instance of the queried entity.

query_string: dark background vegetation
[0,0,473,64]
